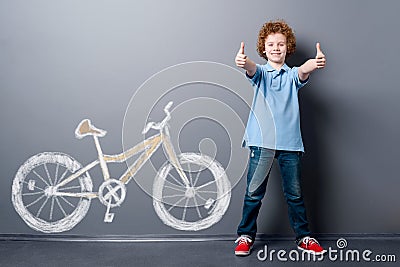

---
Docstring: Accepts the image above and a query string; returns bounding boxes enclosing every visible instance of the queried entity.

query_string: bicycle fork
[161,130,191,188]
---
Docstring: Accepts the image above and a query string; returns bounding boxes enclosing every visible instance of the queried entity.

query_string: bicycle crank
[98,178,127,208]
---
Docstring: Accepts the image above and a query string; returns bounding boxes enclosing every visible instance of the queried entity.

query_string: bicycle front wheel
[153,153,231,231]
[12,152,93,233]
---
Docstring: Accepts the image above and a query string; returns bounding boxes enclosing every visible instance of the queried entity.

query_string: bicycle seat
[75,119,107,139]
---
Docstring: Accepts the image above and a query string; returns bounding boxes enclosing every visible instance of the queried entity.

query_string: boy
[234,19,326,256]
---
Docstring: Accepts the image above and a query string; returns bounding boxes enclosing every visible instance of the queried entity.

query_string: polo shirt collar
[266,62,289,73]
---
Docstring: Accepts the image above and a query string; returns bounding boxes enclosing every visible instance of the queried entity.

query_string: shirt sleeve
[245,64,262,87]
[292,66,309,90]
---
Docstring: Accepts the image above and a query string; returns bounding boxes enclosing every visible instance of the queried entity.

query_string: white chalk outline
[11,102,230,233]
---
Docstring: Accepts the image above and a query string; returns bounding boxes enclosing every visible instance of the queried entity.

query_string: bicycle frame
[53,124,190,199]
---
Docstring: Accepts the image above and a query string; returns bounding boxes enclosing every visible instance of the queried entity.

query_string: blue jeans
[237,147,311,240]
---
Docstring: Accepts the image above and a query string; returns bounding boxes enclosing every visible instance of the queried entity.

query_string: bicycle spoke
[195,180,216,190]
[163,184,185,192]
[162,193,186,199]
[196,189,218,194]
[194,192,208,202]
[25,194,46,208]
[22,191,44,196]
[32,170,50,187]
[22,180,45,191]
[192,196,203,219]
[167,172,185,187]
[167,196,187,212]
[57,167,70,185]
[186,163,193,186]
[182,198,190,221]
[59,196,75,208]
[50,197,55,220]
[54,163,60,185]
[192,170,202,187]
[44,163,53,186]
[55,197,67,217]
[163,179,186,192]
[36,196,50,217]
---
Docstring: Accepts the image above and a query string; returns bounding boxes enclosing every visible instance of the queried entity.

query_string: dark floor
[0,236,398,267]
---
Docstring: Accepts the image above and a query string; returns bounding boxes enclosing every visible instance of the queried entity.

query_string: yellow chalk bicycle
[12,102,231,233]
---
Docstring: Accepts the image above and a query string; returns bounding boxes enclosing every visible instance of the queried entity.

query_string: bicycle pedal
[104,212,115,223]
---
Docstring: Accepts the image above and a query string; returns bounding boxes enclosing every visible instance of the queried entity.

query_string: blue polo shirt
[242,62,308,152]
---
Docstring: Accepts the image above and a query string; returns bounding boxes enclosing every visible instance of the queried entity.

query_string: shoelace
[301,237,319,248]
[235,236,252,245]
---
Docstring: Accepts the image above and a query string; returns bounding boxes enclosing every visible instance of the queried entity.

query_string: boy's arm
[298,43,326,81]
[235,42,257,77]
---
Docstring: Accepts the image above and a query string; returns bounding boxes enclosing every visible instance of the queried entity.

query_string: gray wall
[1,0,399,236]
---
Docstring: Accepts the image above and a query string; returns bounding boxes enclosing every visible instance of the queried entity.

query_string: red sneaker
[235,235,253,256]
[297,237,326,255]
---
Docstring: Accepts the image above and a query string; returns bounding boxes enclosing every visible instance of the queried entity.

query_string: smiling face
[264,33,287,67]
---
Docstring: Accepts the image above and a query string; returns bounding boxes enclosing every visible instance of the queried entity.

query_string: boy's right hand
[235,42,247,68]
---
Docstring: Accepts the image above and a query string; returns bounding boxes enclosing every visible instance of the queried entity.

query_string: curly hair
[257,19,296,60]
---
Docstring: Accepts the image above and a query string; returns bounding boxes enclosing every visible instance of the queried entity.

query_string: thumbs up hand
[315,42,326,69]
[235,42,247,68]
[298,42,327,81]
[235,41,257,76]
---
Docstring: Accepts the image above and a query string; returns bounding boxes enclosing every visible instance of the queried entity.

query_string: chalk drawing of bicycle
[12,102,231,233]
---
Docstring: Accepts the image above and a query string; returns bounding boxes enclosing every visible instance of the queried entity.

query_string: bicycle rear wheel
[153,153,231,231]
[12,152,92,233]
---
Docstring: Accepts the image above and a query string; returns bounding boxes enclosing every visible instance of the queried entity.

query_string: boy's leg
[276,151,311,240]
[237,147,275,240]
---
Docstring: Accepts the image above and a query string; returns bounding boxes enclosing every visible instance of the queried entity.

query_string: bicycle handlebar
[164,101,173,115]
[142,101,173,134]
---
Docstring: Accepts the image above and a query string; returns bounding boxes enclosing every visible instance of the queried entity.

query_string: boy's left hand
[315,43,326,69]
[298,42,326,80]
